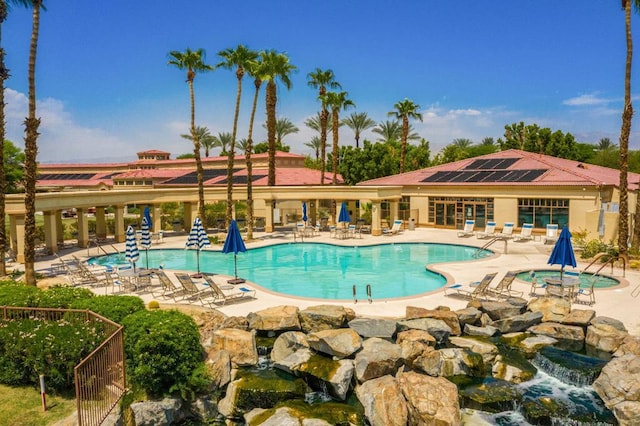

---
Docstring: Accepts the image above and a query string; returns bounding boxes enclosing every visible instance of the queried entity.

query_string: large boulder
[561,309,596,327]
[527,322,585,348]
[449,336,499,365]
[396,329,436,367]
[614,335,640,357]
[270,331,309,363]
[273,347,314,375]
[356,375,409,426]
[586,323,628,353]
[593,354,640,425]
[471,299,526,321]
[456,307,483,327]
[492,311,543,334]
[245,407,301,426]
[491,354,536,384]
[247,305,301,332]
[298,305,350,333]
[413,347,484,377]
[405,306,462,335]
[591,316,628,333]
[464,323,498,337]
[519,335,558,355]
[307,328,362,359]
[527,297,571,322]
[396,318,452,344]
[294,354,355,401]
[354,337,403,383]
[204,349,232,390]
[129,398,185,426]
[348,317,397,339]
[397,370,461,425]
[212,328,258,366]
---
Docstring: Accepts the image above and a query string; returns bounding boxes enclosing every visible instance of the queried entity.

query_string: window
[517,198,569,228]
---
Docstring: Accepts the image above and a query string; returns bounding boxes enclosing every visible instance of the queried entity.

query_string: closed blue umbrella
[140,216,152,269]
[186,217,210,276]
[547,225,577,279]
[143,206,153,230]
[125,225,139,272]
[302,201,308,224]
[222,219,247,283]
[338,202,351,225]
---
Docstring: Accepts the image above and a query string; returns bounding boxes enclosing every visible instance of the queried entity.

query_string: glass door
[435,202,456,228]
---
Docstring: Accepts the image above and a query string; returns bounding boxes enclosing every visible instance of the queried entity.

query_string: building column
[265,199,274,233]
[152,204,162,232]
[43,211,58,255]
[56,211,64,245]
[114,205,125,243]
[390,200,399,221]
[183,202,197,232]
[9,214,25,263]
[95,207,107,239]
[76,208,90,248]
[371,201,382,236]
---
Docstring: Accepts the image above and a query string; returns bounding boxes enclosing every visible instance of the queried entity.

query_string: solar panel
[493,158,518,169]
[38,173,96,180]
[464,157,519,170]
[464,159,490,170]
[162,169,234,185]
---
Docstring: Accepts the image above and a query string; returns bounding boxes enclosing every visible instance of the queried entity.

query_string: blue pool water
[515,269,619,289]
[91,243,492,300]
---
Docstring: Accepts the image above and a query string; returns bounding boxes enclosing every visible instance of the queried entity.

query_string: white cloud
[563,93,610,107]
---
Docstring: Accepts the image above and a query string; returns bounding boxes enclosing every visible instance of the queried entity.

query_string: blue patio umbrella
[143,206,153,230]
[338,202,351,226]
[140,216,152,269]
[185,217,210,276]
[547,225,577,279]
[222,219,247,283]
[125,225,139,272]
[302,201,308,224]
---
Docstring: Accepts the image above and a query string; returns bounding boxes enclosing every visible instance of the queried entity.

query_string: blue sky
[4,1,640,163]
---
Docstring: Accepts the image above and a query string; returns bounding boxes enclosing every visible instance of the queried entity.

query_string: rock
[414,348,484,377]
[614,335,640,357]
[527,322,585,347]
[270,331,309,363]
[492,311,543,334]
[307,328,363,359]
[396,318,451,344]
[396,329,436,367]
[527,297,571,322]
[245,407,301,426]
[519,335,558,355]
[473,300,526,321]
[397,370,461,425]
[459,379,523,413]
[273,347,313,375]
[456,307,483,326]
[593,354,640,425]
[191,396,219,424]
[348,317,397,339]
[586,323,628,353]
[205,349,232,390]
[130,398,185,426]
[212,328,258,366]
[449,336,499,365]
[491,354,536,384]
[194,310,228,347]
[464,323,498,337]
[396,329,437,346]
[405,306,462,335]
[561,309,596,326]
[247,305,301,331]
[479,312,493,327]
[298,304,350,333]
[221,315,250,330]
[354,337,403,383]
[356,375,409,426]
[294,355,355,400]
[591,316,628,333]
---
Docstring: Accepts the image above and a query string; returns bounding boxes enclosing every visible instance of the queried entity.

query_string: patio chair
[528,271,547,297]
[513,223,534,242]
[543,224,559,244]
[476,221,497,239]
[495,222,515,239]
[457,220,475,238]
[151,269,182,301]
[444,272,498,300]
[200,274,256,306]
[347,224,362,239]
[174,272,208,300]
[574,275,596,306]
[383,219,404,236]
[485,271,523,299]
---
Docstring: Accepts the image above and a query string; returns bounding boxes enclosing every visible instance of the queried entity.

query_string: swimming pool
[515,269,620,289]
[91,243,492,300]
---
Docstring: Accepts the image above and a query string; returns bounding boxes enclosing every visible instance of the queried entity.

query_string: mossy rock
[295,353,342,381]
[522,397,570,424]
[458,378,523,413]
[248,399,365,426]
[234,369,307,412]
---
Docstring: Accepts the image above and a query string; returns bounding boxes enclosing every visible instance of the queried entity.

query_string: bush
[37,285,94,309]
[70,295,145,324]
[122,310,209,399]
[0,281,40,307]
[579,239,618,261]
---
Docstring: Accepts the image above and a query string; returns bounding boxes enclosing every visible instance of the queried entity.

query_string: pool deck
[33,227,640,336]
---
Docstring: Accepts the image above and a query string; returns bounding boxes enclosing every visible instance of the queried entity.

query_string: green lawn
[0,384,76,426]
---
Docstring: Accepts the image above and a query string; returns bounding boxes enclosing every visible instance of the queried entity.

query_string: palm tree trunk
[246,78,262,240]
[24,1,42,286]
[320,108,328,184]
[332,108,339,185]
[266,80,277,186]
[619,0,633,255]
[226,71,243,227]
[400,116,409,174]
[189,80,205,222]
[0,0,8,277]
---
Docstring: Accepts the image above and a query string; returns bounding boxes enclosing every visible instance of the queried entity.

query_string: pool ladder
[353,284,373,304]
[474,237,509,257]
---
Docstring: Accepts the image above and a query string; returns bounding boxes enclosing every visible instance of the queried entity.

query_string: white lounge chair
[383,219,403,236]
[495,222,515,239]
[476,221,497,239]
[543,224,559,244]
[457,220,475,237]
[513,223,534,242]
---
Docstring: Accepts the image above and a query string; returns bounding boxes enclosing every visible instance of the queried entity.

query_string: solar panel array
[38,173,96,180]
[161,169,231,185]
[464,158,518,170]
[421,157,546,183]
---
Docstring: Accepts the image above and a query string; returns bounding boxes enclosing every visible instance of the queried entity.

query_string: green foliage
[37,286,94,309]
[70,295,145,324]
[0,281,41,307]
[579,239,618,261]
[4,140,25,194]
[497,122,577,159]
[253,140,290,154]
[122,310,209,398]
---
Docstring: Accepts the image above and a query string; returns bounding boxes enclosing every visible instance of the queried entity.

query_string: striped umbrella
[125,225,139,272]
[185,217,210,276]
[140,216,152,269]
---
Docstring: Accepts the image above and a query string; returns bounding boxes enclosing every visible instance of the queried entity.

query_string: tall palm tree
[307,68,341,184]
[372,120,403,143]
[626,0,640,250]
[321,91,355,184]
[260,50,296,186]
[305,136,321,161]
[342,112,376,148]
[236,138,248,153]
[263,117,299,144]
[180,125,216,157]
[244,56,266,240]
[389,98,423,174]
[168,48,213,222]
[217,45,258,226]
[597,137,615,151]
[213,131,232,154]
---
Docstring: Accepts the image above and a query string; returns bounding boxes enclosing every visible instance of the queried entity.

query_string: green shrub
[579,239,618,261]
[122,310,208,399]
[37,285,94,309]
[0,282,40,307]
[70,295,145,324]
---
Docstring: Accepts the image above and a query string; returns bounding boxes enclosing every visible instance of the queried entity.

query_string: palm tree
[452,138,473,149]
[263,117,299,145]
[168,48,214,222]
[217,45,258,226]
[625,0,640,250]
[372,120,403,143]
[213,132,232,154]
[308,68,341,184]
[321,91,355,184]
[342,112,376,148]
[389,98,423,174]
[243,55,266,240]
[597,137,615,151]
[260,50,296,186]
[305,136,321,161]
[236,138,248,153]
[180,125,216,157]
